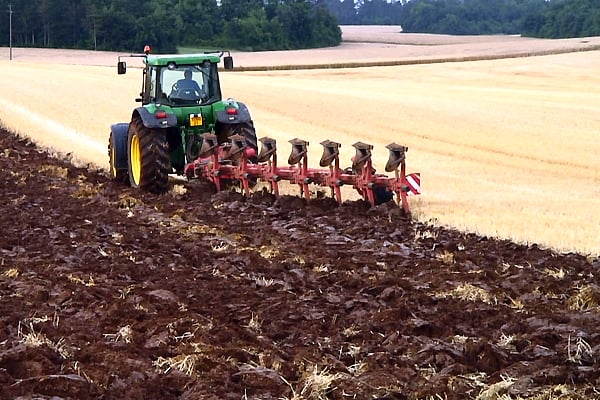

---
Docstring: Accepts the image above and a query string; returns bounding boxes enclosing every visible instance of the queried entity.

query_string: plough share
[184,134,421,215]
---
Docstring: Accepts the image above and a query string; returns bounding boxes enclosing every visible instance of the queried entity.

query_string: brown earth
[1,125,599,400]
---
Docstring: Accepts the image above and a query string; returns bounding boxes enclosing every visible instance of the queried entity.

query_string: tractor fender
[216,101,252,125]
[133,107,177,129]
[110,122,129,171]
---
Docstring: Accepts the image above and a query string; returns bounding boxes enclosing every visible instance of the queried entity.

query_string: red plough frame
[184,134,420,214]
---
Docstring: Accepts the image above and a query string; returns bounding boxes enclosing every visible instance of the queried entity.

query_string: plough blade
[226,134,248,163]
[319,140,340,167]
[288,138,308,165]
[385,143,407,172]
[185,134,421,215]
[198,133,219,158]
[351,142,373,172]
[257,137,277,163]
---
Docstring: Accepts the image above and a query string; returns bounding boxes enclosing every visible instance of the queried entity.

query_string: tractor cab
[142,56,227,107]
[158,63,215,105]
[118,48,233,108]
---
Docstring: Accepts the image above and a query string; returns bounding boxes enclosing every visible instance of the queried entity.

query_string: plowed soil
[1,126,599,400]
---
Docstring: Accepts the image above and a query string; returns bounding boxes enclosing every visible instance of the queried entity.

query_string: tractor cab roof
[145,53,222,67]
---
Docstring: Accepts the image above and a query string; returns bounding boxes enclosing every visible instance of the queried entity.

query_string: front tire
[127,116,170,194]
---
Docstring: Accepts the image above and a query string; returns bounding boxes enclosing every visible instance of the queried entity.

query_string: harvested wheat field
[1,29,600,399]
[1,29,599,254]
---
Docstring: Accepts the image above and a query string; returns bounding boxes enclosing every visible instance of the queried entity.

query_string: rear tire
[108,123,129,184]
[127,116,170,194]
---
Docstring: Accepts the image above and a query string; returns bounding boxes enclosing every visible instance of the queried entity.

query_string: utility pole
[8,3,13,60]
[90,14,97,51]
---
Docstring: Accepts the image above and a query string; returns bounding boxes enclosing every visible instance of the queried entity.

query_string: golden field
[0,27,599,255]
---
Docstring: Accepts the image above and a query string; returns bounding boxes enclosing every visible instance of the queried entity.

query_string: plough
[183,134,421,214]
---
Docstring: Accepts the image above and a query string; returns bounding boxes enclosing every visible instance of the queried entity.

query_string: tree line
[323,0,600,38]
[1,0,599,53]
[520,0,600,38]
[0,0,341,52]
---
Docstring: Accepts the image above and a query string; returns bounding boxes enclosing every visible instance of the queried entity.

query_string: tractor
[108,45,257,193]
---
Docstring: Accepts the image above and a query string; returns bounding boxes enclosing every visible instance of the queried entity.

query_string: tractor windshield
[158,61,221,106]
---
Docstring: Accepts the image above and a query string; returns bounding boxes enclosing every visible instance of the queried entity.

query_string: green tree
[219,0,263,20]
[224,8,284,51]
[357,0,399,25]
[97,1,144,51]
[323,0,357,24]
[522,0,600,38]
[143,0,180,53]
[311,5,342,47]
[175,0,219,45]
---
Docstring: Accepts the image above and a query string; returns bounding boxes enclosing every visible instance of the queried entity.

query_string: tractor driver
[176,69,203,93]
[173,68,205,98]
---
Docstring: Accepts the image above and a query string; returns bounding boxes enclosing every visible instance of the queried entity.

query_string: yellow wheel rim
[130,134,141,185]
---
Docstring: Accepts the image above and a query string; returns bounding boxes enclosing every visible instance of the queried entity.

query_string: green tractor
[108,46,258,193]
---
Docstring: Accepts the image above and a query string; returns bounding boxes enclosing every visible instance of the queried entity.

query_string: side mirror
[117,61,127,75]
[223,56,234,70]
